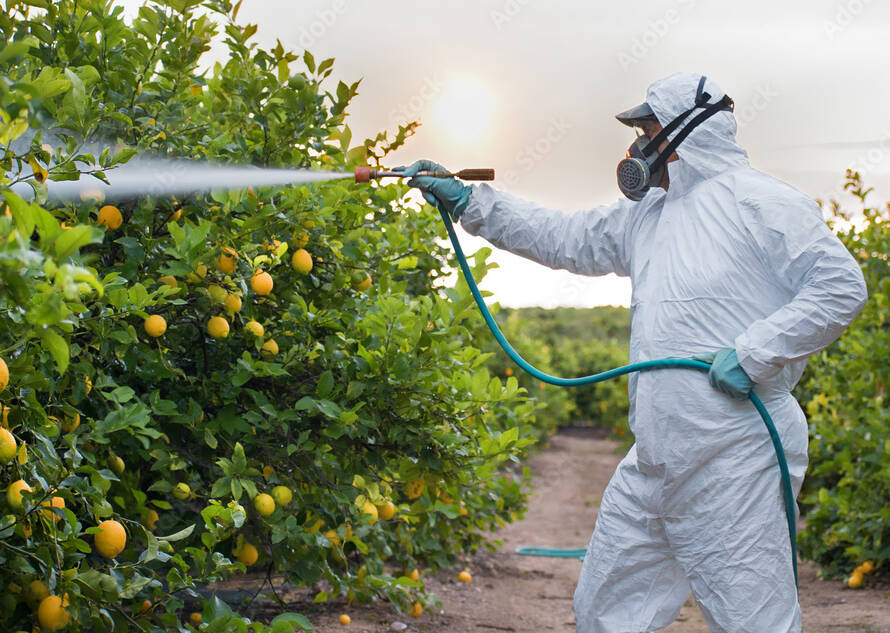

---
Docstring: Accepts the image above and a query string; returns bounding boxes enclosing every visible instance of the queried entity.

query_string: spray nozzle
[354,166,495,183]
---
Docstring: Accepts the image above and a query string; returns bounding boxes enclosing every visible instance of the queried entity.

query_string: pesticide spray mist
[10,159,353,203]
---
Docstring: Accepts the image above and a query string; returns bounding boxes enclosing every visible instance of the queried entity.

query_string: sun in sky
[431,75,495,146]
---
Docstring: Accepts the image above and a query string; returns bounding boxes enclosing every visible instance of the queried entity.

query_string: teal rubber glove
[694,348,754,400]
[395,160,473,221]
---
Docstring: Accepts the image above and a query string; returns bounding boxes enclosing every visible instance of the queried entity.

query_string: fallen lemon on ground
[0,427,16,463]
[251,270,273,295]
[97,205,123,230]
[37,595,69,631]
[291,248,313,274]
[409,602,423,618]
[207,316,230,338]
[144,315,167,337]
[254,493,275,516]
[339,614,351,626]
[458,570,472,583]
[848,570,864,589]
[95,519,127,558]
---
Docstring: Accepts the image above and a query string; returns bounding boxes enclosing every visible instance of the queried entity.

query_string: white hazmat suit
[458,73,867,632]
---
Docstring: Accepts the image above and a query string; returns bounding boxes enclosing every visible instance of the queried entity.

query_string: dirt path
[304,427,890,632]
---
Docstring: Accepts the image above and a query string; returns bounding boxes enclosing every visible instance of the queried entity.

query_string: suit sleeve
[459,183,636,277]
[734,195,868,383]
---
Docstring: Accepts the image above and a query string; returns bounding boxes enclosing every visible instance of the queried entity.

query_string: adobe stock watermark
[617,0,696,70]
[388,75,444,128]
[824,0,875,40]
[490,0,533,31]
[293,0,347,51]
[501,117,574,187]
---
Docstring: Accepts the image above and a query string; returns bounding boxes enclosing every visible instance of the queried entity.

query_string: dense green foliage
[798,171,888,581]
[0,2,538,631]
[485,306,631,439]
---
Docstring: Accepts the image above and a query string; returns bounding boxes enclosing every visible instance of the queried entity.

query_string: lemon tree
[796,171,889,582]
[0,1,538,631]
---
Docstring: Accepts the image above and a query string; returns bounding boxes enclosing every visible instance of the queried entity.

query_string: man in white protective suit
[400,72,868,632]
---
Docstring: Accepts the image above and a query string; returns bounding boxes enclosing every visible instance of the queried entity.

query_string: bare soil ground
[235,427,890,633]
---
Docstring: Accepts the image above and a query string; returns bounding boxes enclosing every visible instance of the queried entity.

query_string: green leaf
[53,225,93,260]
[40,328,69,374]
[316,370,333,398]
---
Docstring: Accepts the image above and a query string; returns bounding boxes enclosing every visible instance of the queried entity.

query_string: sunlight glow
[431,76,495,145]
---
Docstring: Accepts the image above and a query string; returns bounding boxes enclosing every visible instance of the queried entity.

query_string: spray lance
[358,165,799,586]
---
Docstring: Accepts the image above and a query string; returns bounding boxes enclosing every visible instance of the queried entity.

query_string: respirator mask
[616,76,734,201]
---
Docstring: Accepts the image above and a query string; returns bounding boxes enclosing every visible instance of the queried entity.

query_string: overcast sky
[122,0,890,308]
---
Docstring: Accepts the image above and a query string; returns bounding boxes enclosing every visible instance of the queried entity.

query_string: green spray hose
[436,207,799,587]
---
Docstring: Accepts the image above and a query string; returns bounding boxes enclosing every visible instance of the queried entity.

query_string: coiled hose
[437,208,798,587]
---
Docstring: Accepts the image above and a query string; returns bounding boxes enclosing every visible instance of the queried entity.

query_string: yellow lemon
[236,542,259,566]
[37,595,69,631]
[60,413,80,433]
[207,316,230,338]
[107,454,125,475]
[291,248,313,275]
[97,205,123,230]
[186,264,208,283]
[159,275,178,288]
[458,570,472,583]
[859,561,875,574]
[173,482,191,500]
[217,247,237,273]
[361,500,378,525]
[339,614,351,626]
[142,509,159,531]
[41,496,65,522]
[84,375,92,394]
[144,315,167,337]
[261,338,279,358]
[271,485,292,506]
[245,321,265,337]
[408,568,419,581]
[25,579,49,608]
[253,493,275,516]
[262,464,275,478]
[189,612,202,625]
[409,602,423,618]
[94,519,127,558]
[293,230,310,248]
[224,293,242,312]
[0,357,8,390]
[350,272,372,292]
[251,271,273,296]
[169,208,182,222]
[7,479,31,510]
[377,501,396,521]
[405,478,424,500]
[0,427,16,463]
[848,570,864,589]
[324,529,341,547]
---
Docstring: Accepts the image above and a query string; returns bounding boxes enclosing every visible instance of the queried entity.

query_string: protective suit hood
[645,73,749,193]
